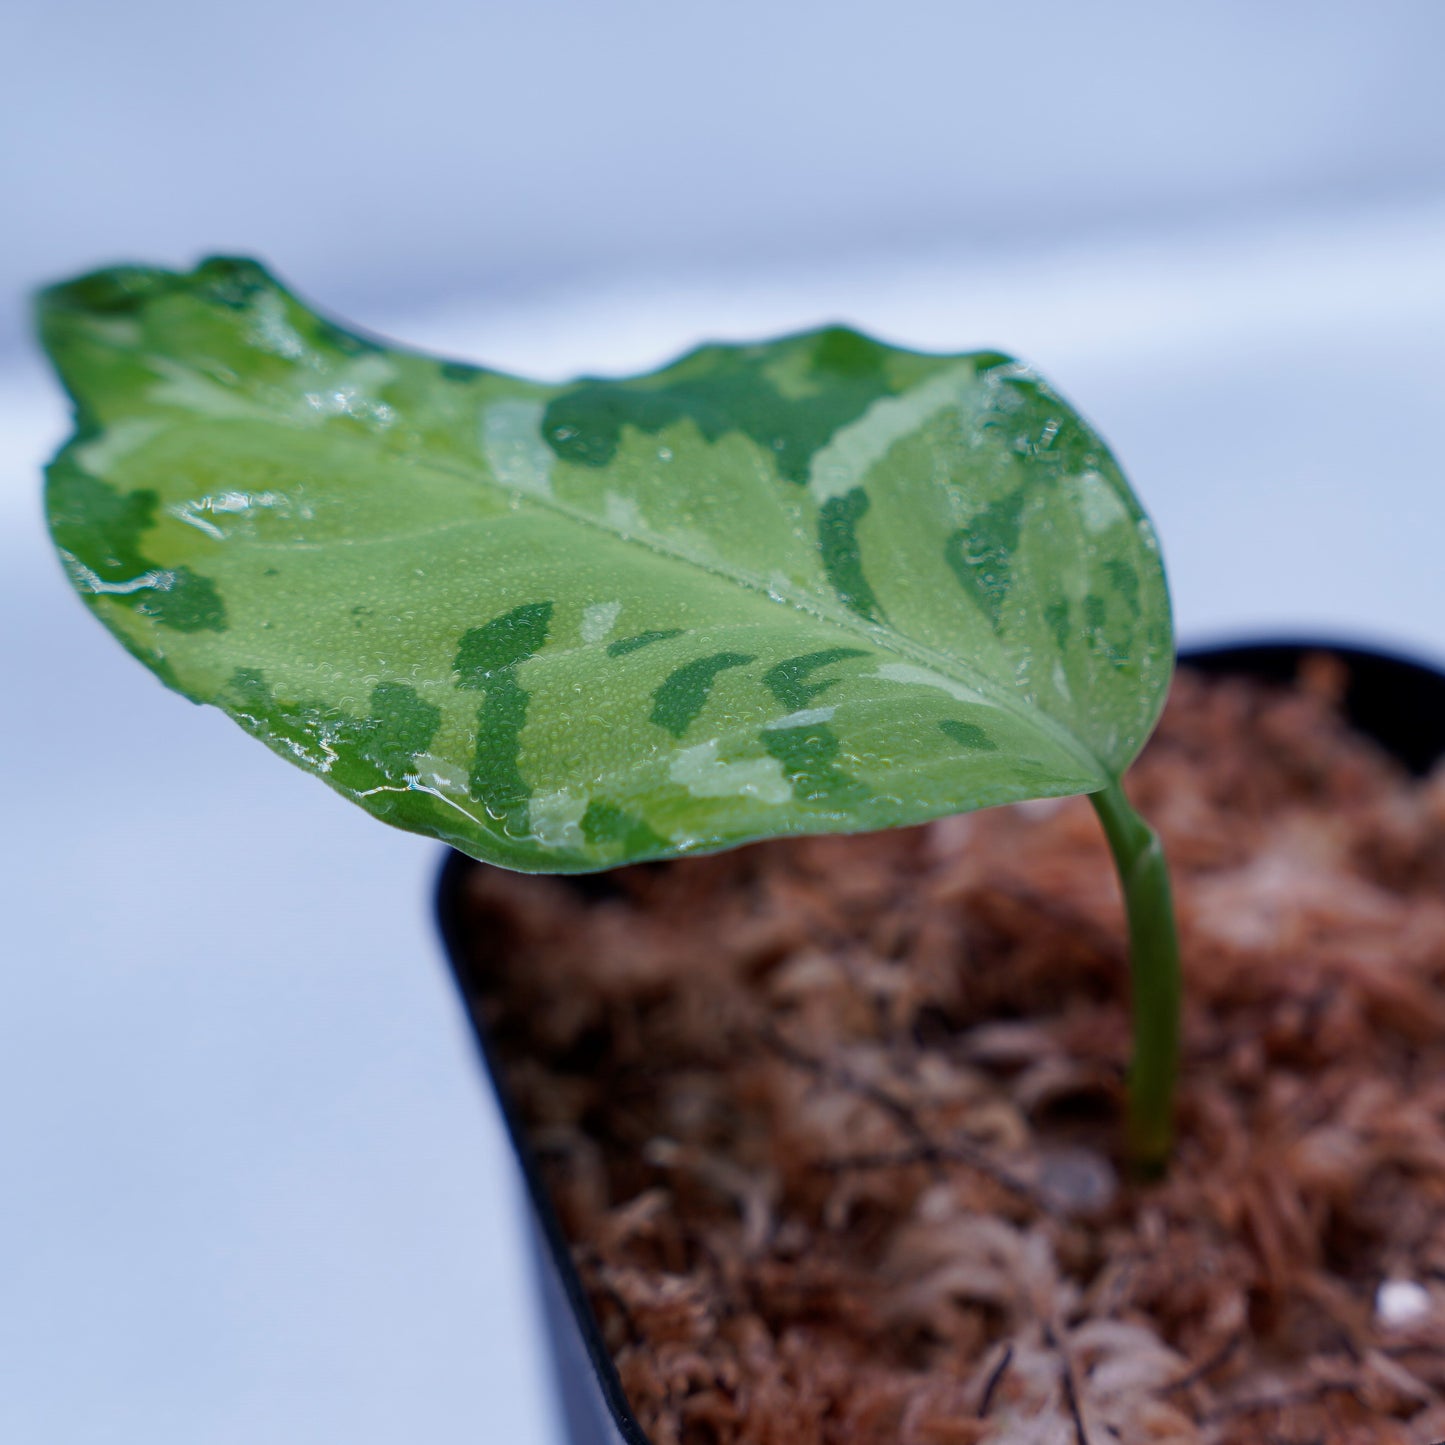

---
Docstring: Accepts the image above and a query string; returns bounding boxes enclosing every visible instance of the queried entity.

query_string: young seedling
[38,257,1180,1169]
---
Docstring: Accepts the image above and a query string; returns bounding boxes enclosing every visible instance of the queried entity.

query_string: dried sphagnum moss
[463,668,1445,1445]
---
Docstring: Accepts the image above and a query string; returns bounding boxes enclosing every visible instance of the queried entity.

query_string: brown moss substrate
[458,665,1445,1444]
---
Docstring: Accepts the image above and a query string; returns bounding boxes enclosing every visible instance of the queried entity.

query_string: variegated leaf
[39,258,1173,871]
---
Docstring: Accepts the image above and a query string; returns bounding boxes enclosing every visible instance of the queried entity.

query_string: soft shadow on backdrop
[3,4,1444,1442]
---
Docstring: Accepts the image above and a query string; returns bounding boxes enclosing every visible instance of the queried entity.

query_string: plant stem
[1089,780,1181,1174]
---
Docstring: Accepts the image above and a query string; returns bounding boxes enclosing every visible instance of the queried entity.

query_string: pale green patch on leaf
[38,256,1173,872]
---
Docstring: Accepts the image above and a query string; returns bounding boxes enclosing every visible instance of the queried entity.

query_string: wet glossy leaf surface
[39,258,1172,870]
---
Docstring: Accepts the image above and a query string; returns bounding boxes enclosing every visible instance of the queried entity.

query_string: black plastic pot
[435,640,1445,1445]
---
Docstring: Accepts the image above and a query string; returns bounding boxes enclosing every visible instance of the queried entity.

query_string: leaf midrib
[413,444,1112,784]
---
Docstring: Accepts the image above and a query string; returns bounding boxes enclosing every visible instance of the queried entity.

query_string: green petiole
[1091,780,1181,1174]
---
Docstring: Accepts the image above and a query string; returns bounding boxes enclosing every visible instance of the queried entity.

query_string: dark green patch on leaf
[818,488,882,622]
[134,567,226,633]
[454,602,554,686]
[944,486,1029,632]
[607,628,685,658]
[763,648,868,709]
[541,327,896,484]
[939,719,998,751]
[48,462,227,633]
[580,799,668,854]
[1103,558,1140,618]
[49,462,155,578]
[221,669,441,793]
[359,682,442,776]
[195,256,271,311]
[467,673,532,828]
[223,666,273,721]
[650,651,756,737]
[763,725,868,805]
[454,602,554,831]
[811,326,889,379]
[40,265,176,318]
[316,319,383,356]
[1083,593,1128,669]
[440,360,482,383]
[1044,599,1072,652]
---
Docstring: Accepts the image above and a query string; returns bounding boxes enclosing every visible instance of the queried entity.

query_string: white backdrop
[4,0,1445,358]
[4,4,1445,1442]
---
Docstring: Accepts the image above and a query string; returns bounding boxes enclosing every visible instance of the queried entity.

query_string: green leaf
[38,256,1173,871]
